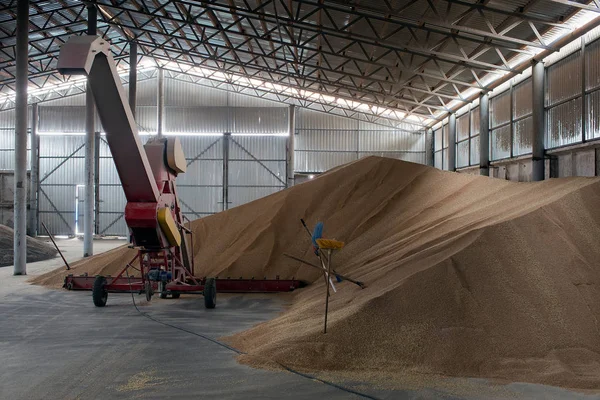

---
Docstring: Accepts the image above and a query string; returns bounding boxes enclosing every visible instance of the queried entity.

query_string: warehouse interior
[3,0,600,399]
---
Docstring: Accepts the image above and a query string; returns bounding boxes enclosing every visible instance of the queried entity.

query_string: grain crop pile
[32,156,600,388]
[0,224,57,267]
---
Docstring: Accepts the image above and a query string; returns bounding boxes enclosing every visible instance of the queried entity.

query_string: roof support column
[222,132,230,211]
[83,3,97,257]
[157,68,164,137]
[287,105,295,188]
[479,94,490,176]
[13,0,29,275]
[448,113,456,172]
[28,104,39,237]
[532,61,545,181]
[129,41,137,118]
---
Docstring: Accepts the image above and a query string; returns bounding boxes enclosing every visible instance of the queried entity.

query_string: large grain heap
[0,224,57,267]
[33,156,600,388]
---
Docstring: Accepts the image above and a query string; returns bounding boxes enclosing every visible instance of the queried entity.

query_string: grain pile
[0,224,58,267]
[32,156,600,388]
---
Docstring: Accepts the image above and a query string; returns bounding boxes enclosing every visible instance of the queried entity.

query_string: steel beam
[13,0,28,276]
[222,132,230,211]
[157,67,164,137]
[129,41,137,117]
[532,61,545,181]
[287,105,296,188]
[84,3,97,257]
[479,93,490,176]
[28,104,39,236]
[448,113,456,172]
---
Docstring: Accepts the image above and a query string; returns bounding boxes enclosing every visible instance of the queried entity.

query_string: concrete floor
[1,239,599,399]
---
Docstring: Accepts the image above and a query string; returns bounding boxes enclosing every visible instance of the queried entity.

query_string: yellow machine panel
[166,137,187,174]
[157,207,181,247]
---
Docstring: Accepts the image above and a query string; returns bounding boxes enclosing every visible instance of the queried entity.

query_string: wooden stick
[41,222,70,270]
[324,249,332,334]
[283,253,365,289]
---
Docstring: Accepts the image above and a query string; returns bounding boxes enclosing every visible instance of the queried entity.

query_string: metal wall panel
[359,130,424,152]
[135,106,158,133]
[297,108,357,130]
[296,129,357,151]
[165,107,229,133]
[231,107,288,134]
[513,79,532,118]
[586,90,600,140]
[490,90,511,128]
[457,113,469,141]
[547,97,583,148]
[434,151,442,169]
[228,91,286,108]
[442,148,448,170]
[470,135,480,165]
[513,116,533,156]
[470,108,480,136]
[39,106,86,133]
[586,39,600,91]
[456,140,470,168]
[136,77,158,106]
[0,110,16,170]
[434,128,442,151]
[165,77,227,107]
[38,135,85,235]
[547,51,582,107]
[491,125,511,160]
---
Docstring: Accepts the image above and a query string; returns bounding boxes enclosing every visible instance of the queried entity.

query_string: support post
[479,94,490,176]
[94,132,100,235]
[157,68,164,137]
[448,113,456,172]
[129,41,137,118]
[287,105,295,188]
[222,132,230,211]
[532,61,545,181]
[83,3,97,257]
[14,0,29,275]
[28,104,39,236]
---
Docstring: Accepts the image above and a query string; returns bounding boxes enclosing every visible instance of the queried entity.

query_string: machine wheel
[92,276,108,307]
[171,292,180,299]
[145,281,153,302]
[204,278,216,309]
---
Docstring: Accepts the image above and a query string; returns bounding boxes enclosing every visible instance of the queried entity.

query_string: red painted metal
[64,275,305,293]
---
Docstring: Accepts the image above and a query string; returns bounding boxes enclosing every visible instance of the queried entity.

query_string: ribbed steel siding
[166,77,227,107]
[586,39,600,91]
[38,135,85,235]
[297,108,357,130]
[490,90,511,128]
[39,106,86,133]
[547,51,581,107]
[513,79,532,118]
[176,136,224,218]
[587,90,600,140]
[232,107,288,134]
[548,98,583,148]
[295,129,358,172]
[165,107,228,133]
[456,113,469,141]
[0,110,16,170]
[228,91,286,107]
[513,117,533,155]
[491,125,511,160]
[456,140,469,168]
[470,135,480,165]
[229,135,286,207]
[98,138,127,235]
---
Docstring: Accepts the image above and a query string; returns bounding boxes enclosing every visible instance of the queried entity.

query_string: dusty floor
[1,239,598,399]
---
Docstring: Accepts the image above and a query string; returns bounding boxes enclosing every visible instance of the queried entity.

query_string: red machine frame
[57,36,303,307]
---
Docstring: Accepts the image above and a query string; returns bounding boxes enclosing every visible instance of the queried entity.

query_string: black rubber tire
[92,276,108,307]
[204,278,216,309]
[145,281,153,302]
[159,291,168,299]
[171,292,180,299]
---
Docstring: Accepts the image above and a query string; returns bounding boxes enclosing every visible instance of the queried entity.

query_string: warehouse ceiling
[0,0,600,127]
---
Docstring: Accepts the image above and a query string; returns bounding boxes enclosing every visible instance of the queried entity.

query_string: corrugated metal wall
[0,75,425,235]
[295,109,427,173]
